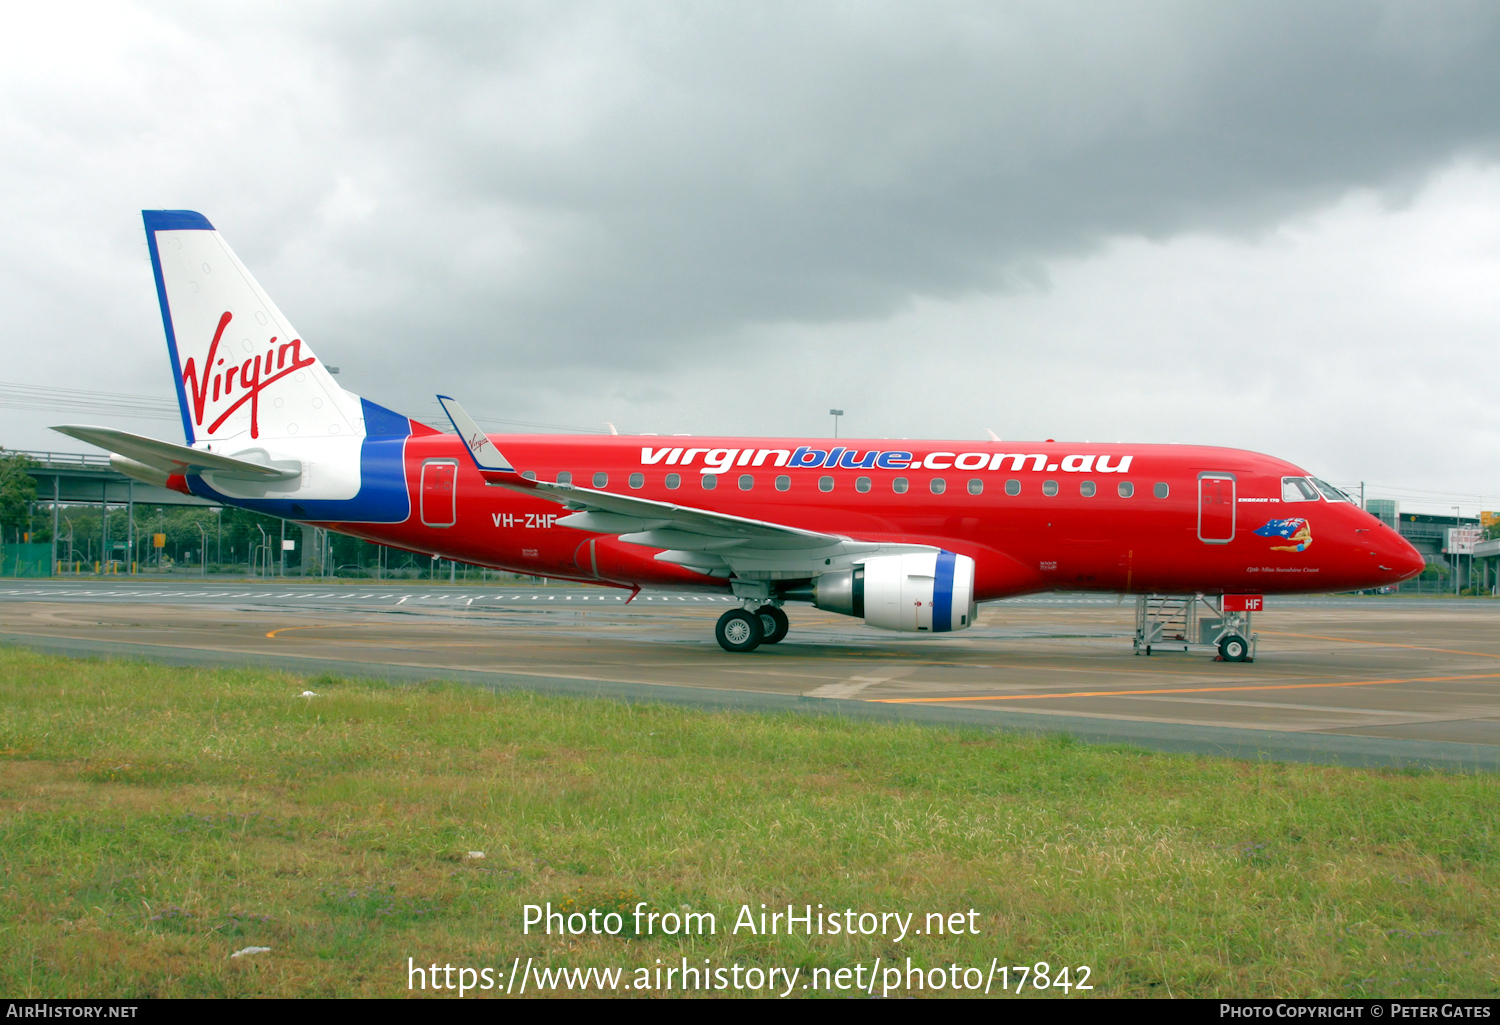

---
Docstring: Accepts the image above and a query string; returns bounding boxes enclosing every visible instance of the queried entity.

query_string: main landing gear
[715,605,789,652]
[757,605,789,645]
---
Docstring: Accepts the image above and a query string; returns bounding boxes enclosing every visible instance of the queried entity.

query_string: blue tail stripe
[142,211,200,443]
[932,550,956,632]
[143,209,215,232]
[185,398,413,523]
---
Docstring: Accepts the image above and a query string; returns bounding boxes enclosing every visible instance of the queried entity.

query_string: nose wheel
[715,608,764,652]
[1218,633,1251,662]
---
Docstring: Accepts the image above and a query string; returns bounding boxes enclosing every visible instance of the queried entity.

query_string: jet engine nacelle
[810,551,977,632]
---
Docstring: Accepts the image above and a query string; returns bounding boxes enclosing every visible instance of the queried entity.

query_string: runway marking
[1258,630,1500,661]
[871,672,1500,704]
[806,668,914,698]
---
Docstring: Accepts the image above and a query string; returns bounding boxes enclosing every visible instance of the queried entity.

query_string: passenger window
[738,474,753,491]
[818,476,834,493]
[1042,480,1058,497]
[1080,480,1096,497]
[665,473,681,490]
[1118,481,1133,498]
[892,477,909,494]
[702,474,717,490]
[556,471,572,485]
[593,472,608,488]
[1154,482,1169,499]
[1282,477,1319,502]
[856,476,871,493]
[629,473,644,489]
[930,478,946,495]
[967,479,983,495]
[1005,479,1020,496]
[775,475,790,491]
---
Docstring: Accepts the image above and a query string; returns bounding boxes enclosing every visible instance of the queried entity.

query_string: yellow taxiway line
[870,672,1500,704]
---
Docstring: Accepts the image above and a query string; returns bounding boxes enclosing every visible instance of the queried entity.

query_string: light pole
[830,409,844,439]
[195,522,207,578]
[1453,506,1462,595]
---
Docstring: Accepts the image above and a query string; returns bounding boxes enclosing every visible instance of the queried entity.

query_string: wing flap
[556,511,672,534]
[618,529,747,551]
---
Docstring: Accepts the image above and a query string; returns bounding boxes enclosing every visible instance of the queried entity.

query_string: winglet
[437,396,516,473]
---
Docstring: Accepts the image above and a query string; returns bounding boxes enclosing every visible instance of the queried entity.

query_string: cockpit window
[1281,477,1320,502]
[1311,477,1352,503]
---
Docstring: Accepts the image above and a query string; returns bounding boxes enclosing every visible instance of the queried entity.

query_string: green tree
[0,450,38,539]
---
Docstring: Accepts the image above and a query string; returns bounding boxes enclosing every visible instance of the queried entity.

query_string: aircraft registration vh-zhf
[55,211,1426,656]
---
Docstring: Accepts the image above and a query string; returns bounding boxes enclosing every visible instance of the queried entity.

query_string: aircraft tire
[1218,634,1250,662]
[716,608,764,652]
[756,605,790,644]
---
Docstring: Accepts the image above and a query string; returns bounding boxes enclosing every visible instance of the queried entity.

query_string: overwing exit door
[1198,472,1236,544]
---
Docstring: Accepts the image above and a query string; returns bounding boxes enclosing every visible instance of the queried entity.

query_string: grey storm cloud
[117,1,1499,374]
[248,2,1500,363]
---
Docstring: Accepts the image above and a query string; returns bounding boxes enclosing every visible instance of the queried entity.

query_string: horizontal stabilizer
[437,396,515,472]
[51,425,300,481]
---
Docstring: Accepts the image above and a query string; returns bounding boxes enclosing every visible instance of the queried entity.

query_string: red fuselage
[318,430,1426,600]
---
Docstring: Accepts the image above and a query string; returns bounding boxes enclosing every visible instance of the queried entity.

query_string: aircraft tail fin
[143,210,361,446]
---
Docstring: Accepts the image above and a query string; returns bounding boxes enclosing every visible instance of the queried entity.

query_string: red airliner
[55,212,1426,655]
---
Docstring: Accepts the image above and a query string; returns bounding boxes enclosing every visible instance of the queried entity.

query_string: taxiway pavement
[2,581,1497,770]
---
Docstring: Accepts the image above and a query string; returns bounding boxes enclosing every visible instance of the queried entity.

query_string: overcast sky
[3,1,1499,513]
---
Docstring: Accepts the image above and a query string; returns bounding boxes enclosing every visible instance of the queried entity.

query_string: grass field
[1,644,1497,999]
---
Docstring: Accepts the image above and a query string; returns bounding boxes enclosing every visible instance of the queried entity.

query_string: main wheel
[715,608,764,652]
[756,605,789,644]
[1218,633,1250,662]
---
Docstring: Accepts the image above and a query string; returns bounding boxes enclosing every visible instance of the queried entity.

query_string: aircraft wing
[438,397,934,577]
[51,425,301,480]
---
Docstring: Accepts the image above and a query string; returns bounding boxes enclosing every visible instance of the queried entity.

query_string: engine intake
[797,551,977,632]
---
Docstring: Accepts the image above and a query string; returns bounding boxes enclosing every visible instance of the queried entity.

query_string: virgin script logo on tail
[180,311,317,439]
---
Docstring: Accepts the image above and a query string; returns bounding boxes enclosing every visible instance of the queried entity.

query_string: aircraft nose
[1384,532,1426,581]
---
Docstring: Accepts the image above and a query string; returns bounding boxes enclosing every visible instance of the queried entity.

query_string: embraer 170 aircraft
[55,211,1426,655]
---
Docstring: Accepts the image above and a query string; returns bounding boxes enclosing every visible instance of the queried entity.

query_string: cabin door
[420,459,458,527]
[1197,472,1236,544]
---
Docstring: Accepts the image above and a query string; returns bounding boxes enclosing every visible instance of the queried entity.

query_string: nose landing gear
[1218,633,1250,662]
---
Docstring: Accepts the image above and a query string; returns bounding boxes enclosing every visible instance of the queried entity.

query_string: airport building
[1373,499,1491,594]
